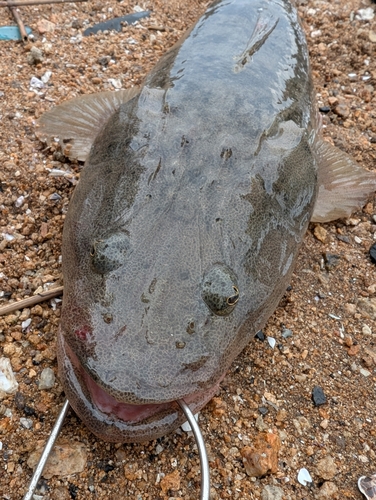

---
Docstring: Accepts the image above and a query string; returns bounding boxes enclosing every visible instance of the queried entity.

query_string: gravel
[0,0,375,498]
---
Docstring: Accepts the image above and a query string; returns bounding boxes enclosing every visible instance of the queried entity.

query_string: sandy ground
[0,0,376,498]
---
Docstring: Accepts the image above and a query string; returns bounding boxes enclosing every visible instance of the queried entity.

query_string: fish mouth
[57,329,220,442]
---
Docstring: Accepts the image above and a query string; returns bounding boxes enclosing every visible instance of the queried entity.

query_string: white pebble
[20,417,33,429]
[29,76,44,89]
[310,29,322,38]
[38,367,56,390]
[360,368,371,377]
[181,412,199,432]
[0,358,18,394]
[15,196,24,208]
[22,318,32,331]
[41,70,52,83]
[298,468,312,486]
[362,324,373,335]
[267,336,276,349]
[355,8,374,21]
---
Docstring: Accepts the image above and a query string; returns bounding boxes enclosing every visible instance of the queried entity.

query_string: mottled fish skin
[58,0,318,441]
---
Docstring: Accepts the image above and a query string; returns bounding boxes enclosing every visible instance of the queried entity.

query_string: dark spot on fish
[149,278,157,294]
[186,320,195,334]
[148,158,162,184]
[183,355,209,372]
[220,147,232,160]
[181,135,189,147]
[114,324,127,341]
[103,313,113,324]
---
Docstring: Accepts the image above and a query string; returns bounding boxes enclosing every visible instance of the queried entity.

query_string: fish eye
[202,264,239,316]
[227,286,239,306]
[90,232,130,274]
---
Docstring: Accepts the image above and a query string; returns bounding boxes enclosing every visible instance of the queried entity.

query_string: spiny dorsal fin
[36,88,140,162]
[312,138,376,222]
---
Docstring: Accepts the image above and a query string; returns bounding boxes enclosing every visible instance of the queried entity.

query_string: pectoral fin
[312,138,376,222]
[36,88,140,161]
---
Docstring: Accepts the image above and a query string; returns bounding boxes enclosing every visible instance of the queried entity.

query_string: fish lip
[57,329,220,442]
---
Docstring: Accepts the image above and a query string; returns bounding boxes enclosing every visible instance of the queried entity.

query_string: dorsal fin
[36,88,140,162]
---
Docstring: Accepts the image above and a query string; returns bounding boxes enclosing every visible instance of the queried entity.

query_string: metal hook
[23,399,70,500]
[177,399,210,500]
[23,398,210,500]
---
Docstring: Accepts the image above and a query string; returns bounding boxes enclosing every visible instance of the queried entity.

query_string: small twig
[7,0,28,41]
[0,286,63,316]
[0,0,87,6]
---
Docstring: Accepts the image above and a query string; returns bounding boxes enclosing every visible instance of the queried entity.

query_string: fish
[36,0,376,442]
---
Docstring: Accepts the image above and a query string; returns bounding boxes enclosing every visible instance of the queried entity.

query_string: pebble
[160,470,180,494]
[316,481,338,498]
[180,412,198,432]
[369,31,376,43]
[347,345,360,356]
[15,391,26,410]
[0,357,18,395]
[241,432,281,477]
[255,415,268,432]
[334,103,350,118]
[323,252,340,271]
[281,327,293,338]
[362,324,373,336]
[319,106,331,113]
[355,8,375,21]
[20,417,33,429]
[27,441,87,479]
[359,368,371,377]
[316,456,338,480]
[36,19,56,34]
[297,467,312,486]
[29,76,44,89]
[27,46,43,65]
[345,303,356,315]
[369,243,376,264]
[22,318,32,331]
[293,416,311,435]
[261,485,284,500]
[320,419,329,429]
[314,225,327,243]
[255,330,265,341]
[38,368,55,390]
[312,386,327,406]
[358,298,376,320]
[19,308,30,321]
[267,336,276,348]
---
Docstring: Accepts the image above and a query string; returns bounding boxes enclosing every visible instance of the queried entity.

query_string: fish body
[40,0,373,442]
